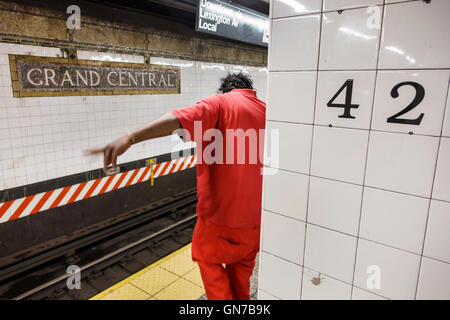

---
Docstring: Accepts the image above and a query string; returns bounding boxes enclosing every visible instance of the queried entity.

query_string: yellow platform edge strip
[89,243,192,300]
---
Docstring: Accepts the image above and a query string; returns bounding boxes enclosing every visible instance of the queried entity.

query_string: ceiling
[87,0,270,26]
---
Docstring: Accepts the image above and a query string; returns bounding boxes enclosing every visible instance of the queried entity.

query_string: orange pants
[191,217,260,300]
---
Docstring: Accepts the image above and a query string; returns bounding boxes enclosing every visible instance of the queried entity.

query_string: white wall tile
[432,138,450,202]
[315,71,376,129]
[0,44,60,57]
[265,121,312,173]
[257,289,280,300]
[311,126,369,184]
[351,287,386,300]
[423,200,450,264]
[354,239,421,300]
[272,0,322,18]
[360,187,429,254]
[0,44,268,190]
[384,0,412,3]
[319,8,381,70]
[262,210,306,264]
[263,0,449,301]
[443,88,450,137]
[264,169,309,221]
[77,50,145,64]
[302,267,352,300]
[371,70,449,136]
[323,0,383,11]
[379,0,450,69]
[308,176,362,235]
[267,71,316,124]
[416,257,450,300]
[304,224,357,283]
[365,131,439,197]
[269,15,321,71]
[259,252,302,300]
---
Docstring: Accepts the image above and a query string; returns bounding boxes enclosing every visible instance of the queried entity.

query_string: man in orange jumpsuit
[88,72,266,300]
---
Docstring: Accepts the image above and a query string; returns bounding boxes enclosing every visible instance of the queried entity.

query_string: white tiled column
[259,0,450,300]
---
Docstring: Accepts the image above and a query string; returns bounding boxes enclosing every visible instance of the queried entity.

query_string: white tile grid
[261,0,450,300]
[270,0,386,18]
[0,45,267,190]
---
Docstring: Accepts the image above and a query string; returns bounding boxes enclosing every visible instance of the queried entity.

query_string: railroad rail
[0,194,198,300]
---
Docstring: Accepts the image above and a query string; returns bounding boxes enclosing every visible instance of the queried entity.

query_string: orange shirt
[172,89,266,229]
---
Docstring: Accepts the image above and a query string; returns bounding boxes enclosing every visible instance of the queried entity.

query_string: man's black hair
[218,72,254,94]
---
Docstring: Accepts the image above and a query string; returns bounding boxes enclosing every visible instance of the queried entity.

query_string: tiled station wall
[258,0,449,300]
[0,44,267,190]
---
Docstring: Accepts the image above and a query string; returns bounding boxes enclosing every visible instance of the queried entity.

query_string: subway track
[0,194,198,300]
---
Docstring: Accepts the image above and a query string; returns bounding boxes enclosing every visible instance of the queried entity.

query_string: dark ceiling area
[87,0,269,26]
[11,0,270,47]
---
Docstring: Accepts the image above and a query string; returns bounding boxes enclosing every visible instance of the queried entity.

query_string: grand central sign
[9,54,180,97]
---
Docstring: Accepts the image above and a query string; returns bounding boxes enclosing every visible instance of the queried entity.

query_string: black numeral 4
[327,79,359,119]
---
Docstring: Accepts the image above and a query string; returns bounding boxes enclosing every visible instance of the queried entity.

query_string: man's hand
[85,135,133,174]
[84,112,181,174]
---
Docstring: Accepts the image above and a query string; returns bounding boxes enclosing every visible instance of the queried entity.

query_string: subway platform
[0,0,449,305]
[90,244,259,300]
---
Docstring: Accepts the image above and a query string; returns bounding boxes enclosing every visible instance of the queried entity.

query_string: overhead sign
[9,55,180,97]
[195,0,269,47]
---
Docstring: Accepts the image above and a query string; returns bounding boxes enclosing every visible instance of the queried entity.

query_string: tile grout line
[258,288,282,300]
[264,165,450,203]
[181,273,205,290]
[103,264,183,299]
[152,271,203,299]
[271,1,422,22]
[258,15,273,295]
[138,249,202,298]
[263,213,450,267]
[269,67,450,72]
[261,250,390,300]
[127,282,157,299]
[298,1,324,300]
[266,118,447,138]
[130,261,202,299]
[413,72,450,299]
[349,0,386,299]
[91,243,193,300]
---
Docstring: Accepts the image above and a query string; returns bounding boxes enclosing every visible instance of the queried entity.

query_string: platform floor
[90,243,259,300]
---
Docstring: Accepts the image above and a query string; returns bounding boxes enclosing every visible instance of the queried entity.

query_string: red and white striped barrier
[0,155,197,224]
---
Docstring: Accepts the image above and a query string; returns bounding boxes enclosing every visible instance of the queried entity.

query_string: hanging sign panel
[195,0,269,47]
[9,54,180,97]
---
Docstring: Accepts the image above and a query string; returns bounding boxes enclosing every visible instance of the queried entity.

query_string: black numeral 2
[327,79,359,119]
[386,81,425,125]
